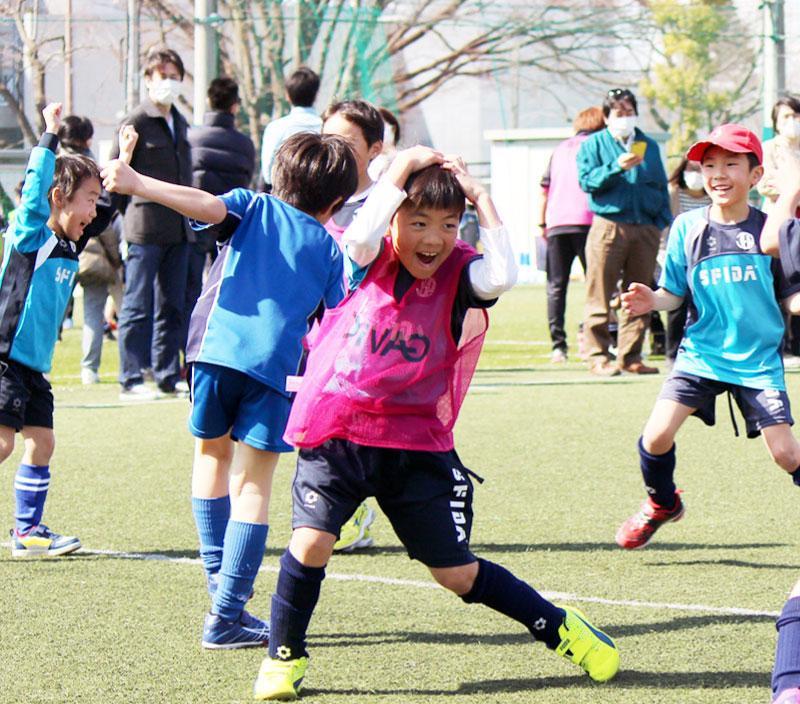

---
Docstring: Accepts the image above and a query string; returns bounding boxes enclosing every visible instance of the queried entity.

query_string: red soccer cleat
[615,492,685,549]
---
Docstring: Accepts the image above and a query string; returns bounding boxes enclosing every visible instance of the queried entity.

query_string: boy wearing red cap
[615,124,800,550]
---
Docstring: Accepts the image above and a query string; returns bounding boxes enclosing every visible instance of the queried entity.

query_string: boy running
[253,157,620,699]
[1,103,120,556]
[616,124,800,550]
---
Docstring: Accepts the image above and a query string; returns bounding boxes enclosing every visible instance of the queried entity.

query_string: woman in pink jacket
[539,107,604,362]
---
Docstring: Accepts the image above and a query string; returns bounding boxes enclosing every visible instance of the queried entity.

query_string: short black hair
[602,88,638,118]
[208,76,239,112]
[285,67,320,108]
[322,100,384,147]
[746,152,761,170]
[772,95,800,131]
[272,132,358,216]
[143,46,185,80]
[50,153,101,205]
[401,165,466,218]
[58,115,94,154]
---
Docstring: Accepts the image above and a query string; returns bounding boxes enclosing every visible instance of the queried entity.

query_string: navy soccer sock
[14,464,50,534]
[269,549,326,660]
[791,466,800,487]
[638,437,676,508]
[461,558,566,650]
[191,495,230,582]
[212,520,268,622]
[773,597,800,696]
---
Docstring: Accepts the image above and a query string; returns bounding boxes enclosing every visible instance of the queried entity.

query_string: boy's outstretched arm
[445,156,516,300]
[101,160,227,225]
[761,155,800,257]
[621,282,682,316]
[342,145,444,268]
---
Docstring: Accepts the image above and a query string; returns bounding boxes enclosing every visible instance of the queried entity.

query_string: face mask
[607,115,637,139]
[683,171,704,191]
[148,78,181,106]
[781,118,800,139]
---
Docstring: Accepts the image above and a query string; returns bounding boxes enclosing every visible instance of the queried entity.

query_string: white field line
[50,546,780,619]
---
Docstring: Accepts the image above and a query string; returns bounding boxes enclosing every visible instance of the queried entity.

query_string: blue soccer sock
[212,520,268,622]
[639,437,677,508]
[14,464,50,534]
[461,558,566,650]
[791,466,800,487]
[191,495,230,581]
[269,549,326,660]
[773,597,800,696]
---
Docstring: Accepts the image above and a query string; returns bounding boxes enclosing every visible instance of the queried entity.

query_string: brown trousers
[583,215,661,366]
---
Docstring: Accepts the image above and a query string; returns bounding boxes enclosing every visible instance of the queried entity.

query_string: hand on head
[42,103,62,134]
[442,155,487,204]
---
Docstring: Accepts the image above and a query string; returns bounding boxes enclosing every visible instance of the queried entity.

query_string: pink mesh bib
[285,238,488,451]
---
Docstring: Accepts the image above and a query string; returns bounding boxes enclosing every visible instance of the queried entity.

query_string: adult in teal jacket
[577,88,672,376]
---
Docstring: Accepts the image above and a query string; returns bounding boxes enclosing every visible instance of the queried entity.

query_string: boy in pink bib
[254,157,621,699]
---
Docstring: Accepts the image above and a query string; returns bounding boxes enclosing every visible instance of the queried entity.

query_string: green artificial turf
[0,284,796,703]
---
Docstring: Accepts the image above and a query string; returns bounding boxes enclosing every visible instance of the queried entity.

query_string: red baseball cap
[686,124,762,164]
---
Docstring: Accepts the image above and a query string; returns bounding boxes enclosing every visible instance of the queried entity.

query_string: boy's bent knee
[429,562,479,596]
[21,427,55,465]
[640,429,674,456]
[0,427,14,463]
[289,527,336,568]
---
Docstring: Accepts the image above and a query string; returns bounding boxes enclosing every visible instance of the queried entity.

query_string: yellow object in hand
[630,141,647,158]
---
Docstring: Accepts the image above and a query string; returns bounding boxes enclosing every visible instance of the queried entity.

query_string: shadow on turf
[312,612,774,650]
[304,669,768,696]
[340,541,789,556]
[645,558,800,570]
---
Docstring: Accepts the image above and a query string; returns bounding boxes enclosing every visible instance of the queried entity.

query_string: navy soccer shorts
[659,371,793,438]
[0,359,53,431]
[189,361,293,452]
[291,438,478,568]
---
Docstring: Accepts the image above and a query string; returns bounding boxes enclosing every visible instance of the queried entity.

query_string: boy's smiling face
[700,146,762,210]
[52,176,101,241]
[390,205,461,279]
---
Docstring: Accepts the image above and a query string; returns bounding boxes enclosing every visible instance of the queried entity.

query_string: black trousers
[546,231,588,351]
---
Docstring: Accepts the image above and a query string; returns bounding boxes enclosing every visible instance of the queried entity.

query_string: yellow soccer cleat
[254,656,308,701]
[333,502,375,552]
[555,607,619,682]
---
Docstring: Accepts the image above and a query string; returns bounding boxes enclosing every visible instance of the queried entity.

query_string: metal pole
[64,0,72,114]
[126,0,140,113]
[194,0,218,126]
[763,0,785,140]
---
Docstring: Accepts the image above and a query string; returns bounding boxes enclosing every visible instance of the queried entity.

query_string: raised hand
[43,103,63,134]
[118,125,139,164]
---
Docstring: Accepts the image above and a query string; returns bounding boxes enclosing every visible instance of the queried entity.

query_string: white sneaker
[551,348,567,364]
[119,383,159,402]
[81,369,100,385]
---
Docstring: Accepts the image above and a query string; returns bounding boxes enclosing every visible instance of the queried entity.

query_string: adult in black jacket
[185,77,255,348]
[112,47,192,400]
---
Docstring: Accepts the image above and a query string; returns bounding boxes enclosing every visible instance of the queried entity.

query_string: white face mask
[607,115,637,139]
[148,78,182,106]
[683,171,704,191]
[781,118,800,140]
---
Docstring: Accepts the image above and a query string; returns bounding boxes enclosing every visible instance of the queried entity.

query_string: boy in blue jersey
[0,103,121,557]
[614,124,800,550]
[102,134,441,650]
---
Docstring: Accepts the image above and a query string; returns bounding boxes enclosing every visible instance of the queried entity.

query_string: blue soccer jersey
[186,189,345,395]
[0,145,79,373]
[660,206,795,390]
